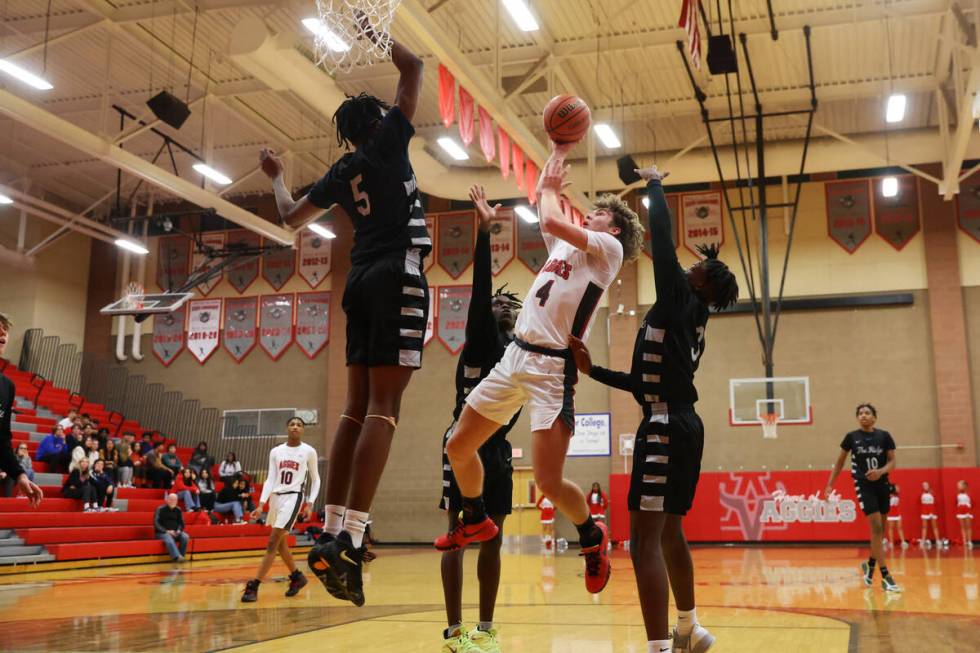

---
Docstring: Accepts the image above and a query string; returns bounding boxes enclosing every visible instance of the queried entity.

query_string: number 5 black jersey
[841,429,895,481]
[307,106,432,266]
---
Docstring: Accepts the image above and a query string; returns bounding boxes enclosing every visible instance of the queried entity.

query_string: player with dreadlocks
[259,23,428,607]
[570,166,737,653]
[438,185,522,653]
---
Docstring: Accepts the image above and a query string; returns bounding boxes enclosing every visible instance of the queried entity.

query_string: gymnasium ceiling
[0,0,975,229]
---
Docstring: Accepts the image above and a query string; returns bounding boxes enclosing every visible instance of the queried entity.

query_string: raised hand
[259,148,284,180]
[634,165,670,182]
[469,184,500,230]
[537,156,570,197]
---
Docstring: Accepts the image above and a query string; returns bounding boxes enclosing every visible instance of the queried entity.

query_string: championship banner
[640,193,681,258]
[424,215,437,273]
[152,307,185,367]
[680,191,724,258]
[425,286,436,346]
[437,211,476,279]
[296,292,330,359]
[191,232,226,296]
[298,229,332,288]
[261,241,296,291]
[516,214,547,273]
[825,179,872,253]
[489,209,515,275]
[259,294,294,360]
[186,299,222,364]
[226,230,260,293]
[437,285,471,354]
[873,175,920,251]
[222,296,258,363]
[956,172,980,244]
[156,236,189,292]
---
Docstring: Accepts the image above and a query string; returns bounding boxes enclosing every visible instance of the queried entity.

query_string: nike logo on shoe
[340,550,359,566]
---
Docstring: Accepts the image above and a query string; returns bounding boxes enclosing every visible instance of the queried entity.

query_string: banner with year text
[437,285,472,354]
[259,294,294,360]
[296,292,330,358]
[186,299,222,364]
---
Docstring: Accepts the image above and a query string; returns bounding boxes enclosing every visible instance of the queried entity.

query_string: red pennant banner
[437,210,476,279]
[296,291,330,359]
[499,129,511,179]
[525,160,538,205]
[152,307,185,367]
[437,285,472,355]
[222,296,258,363]
[825,180,871,254]
[681,191,725,257]
[478,106,495,162]
[298,228,331,288]
[489,209,515,276]
[874,175,920,251]
[458,86,475,146]
[191,232,226,296]
[438,64,455,128]
[517,213,548,273]
[261,241,296,290]
[187,298,222,364]
[259,294,294,360]
[513,144,525,190]
[226,230,260,293]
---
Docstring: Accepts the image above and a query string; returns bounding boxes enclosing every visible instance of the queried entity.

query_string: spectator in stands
[161,443,183,476]
[69,436,99,473]
[36,425,68,473]
[174,468,201,511]
[90,459,115,511]
[146,444,174,489]
[236,474,257,514]
[100,438,120,484]
[219,452,242,483]
[139,432,155,456]
[117,434,135,488]
[58,408,78,432]
[0,312,44,508]
[188,442,214,475]
[95,427,110,452]
[197,468,216,513]
[214,478,245,523]
[62,457,98,512]
[64,424,83,462]
[154,493,189,562]
[2,443,35,496]
[130,442,146,488]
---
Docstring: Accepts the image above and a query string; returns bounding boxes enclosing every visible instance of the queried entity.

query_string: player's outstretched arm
[569,335,633,392]
[635,166,679,295]
[357,11,423,121]
[260,149,325,229]
[824,449,848,497]
[463,185,499,359]
[537,154,589,251]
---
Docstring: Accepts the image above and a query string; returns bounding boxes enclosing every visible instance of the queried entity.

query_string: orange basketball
[543,94,591,144]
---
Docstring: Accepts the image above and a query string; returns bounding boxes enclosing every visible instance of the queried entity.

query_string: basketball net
[312,0,400,74]
[761,413,779,440]
[124,282,145,311]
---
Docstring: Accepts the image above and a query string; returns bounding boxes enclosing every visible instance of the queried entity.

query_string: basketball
[543,94,591,144]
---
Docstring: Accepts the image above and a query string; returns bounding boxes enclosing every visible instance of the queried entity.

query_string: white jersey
[259,442,320,505]
[921,491,935,506]
[515,230,623,350]
[889,495,900,509]
[958,492,972,509]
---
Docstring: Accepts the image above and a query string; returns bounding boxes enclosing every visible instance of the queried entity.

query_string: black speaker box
[707,34,738,75]
[146,90,191,130]
[617,155,641,185]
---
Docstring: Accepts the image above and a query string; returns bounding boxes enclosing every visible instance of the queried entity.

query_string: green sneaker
[469,627,501,653]
[442,627,479,653]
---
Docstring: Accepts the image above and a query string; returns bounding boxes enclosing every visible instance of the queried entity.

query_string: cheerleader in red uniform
[886,484,908,549]
[957,480,973,549]
[587,481,609,522]
[920,481,943,548]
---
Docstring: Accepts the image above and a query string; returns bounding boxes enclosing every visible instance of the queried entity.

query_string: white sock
[446,623,463,638]
[343,509,370,548]
[648,639,671,653]
[676,607,698,636]
[477,621,493,632]
[325,505,345,536]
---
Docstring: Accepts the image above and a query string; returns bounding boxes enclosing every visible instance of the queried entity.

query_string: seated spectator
[130,445,146,487]
[197,468,216,513]
[58,408,78,432]
[174,468,201,512]
[154,493,189,562]
[90,459,115,511]
[218,452,242,483]
[2,442,35,497]
[95,427,110,453]
[64,424,84,468]
[214,477,244,523]
[100,438,120,484]
[139,432,156,456]
[146,443,174,489]
[161,443,183,476]
[62,458,98,512]
[188,442,214,475]
[69,436,99,473]
[236,474,257,513]
[117,434,135,488]
[36,426,68,473]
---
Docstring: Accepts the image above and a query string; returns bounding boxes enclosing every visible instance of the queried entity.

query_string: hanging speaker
[617,155,641,185]
[146,90,191,130]
[707,34,738,75]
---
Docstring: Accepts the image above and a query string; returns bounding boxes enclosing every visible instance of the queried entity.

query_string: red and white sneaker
[580,521,611,594]
[434,516,499,551]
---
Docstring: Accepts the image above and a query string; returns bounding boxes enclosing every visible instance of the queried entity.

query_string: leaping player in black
[259,23,427,607]
[824,403,902,592]
[569,166,738,653]
[438,186,521,653]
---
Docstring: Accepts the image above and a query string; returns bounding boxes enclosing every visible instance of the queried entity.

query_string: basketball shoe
[860,561,874,587]
[881,575,902,592]
[322,531,365,606]
[241,579,260,603]
[580,521,611,594]
[308,532,345,599]
[434,515,499,551]
[469,626,501,653]
[442,627,478,653]
[672,624,715,652]
[285,569,307,597]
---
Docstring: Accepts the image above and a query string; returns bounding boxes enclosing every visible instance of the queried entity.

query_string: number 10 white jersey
[259,442,320,505]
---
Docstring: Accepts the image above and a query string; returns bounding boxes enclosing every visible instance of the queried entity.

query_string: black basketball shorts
[342,248,428,368]
[440,420,513,516]
[627,407,704,516]
[854,479,891,516]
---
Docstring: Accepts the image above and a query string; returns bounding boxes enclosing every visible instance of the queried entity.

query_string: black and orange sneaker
[580,521,611,594]
[308,532,345,599]
[285,569,308,597]
[322,531,365,607]
[434,516,499,551]
[241,578,260,603]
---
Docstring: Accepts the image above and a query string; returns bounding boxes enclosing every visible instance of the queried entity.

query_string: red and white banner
[874,175,920,251]
[226,230,260,293]
[681,191,724,257]
[641,193,681,258]
[489,209,515,276]
[438,63,455,128]
[517,213,548,273]
[424,215,437,273]
[437,285,471,354]
[262,242,296,291]
[499,128,511,179]
[191,232,226,296]
[513,143,525,191]
[298,229,331,288]
[259,294,294,360]
[478,106,496,163]
[458,86,475,146]
[438,211,476,279]
[296,291,330,359]
[222,296,258,363]
[678,0,702,70]
[186,298,222,364]
[826,179,872,254]
[152,307,185,367]
[425,286,436,346]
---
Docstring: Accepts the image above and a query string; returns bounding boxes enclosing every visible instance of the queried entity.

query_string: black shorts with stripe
[854,478,891,516]
[440,421,513,515]
[627,407,704,516]
[342,248,428,368]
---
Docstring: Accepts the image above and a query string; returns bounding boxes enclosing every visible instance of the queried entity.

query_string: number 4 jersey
[259,442,320,505]
[841,429,895,482]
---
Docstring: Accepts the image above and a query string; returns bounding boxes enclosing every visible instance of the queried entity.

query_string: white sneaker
[901,541,909,549]
[672,624,715,653]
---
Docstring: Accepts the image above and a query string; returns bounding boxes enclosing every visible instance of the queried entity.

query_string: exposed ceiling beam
[943,49,980,197]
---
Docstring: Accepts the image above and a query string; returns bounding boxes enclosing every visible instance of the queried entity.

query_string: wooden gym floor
[0,544,977,652]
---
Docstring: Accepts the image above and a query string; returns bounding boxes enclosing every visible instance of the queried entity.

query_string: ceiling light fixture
[301,18,351,52]
[192,163,233,186]
[515,205,538,223]
[0,59,53,90]
[502,0,539,32]
[308,222,337,239]
[593,123,622,149]
[114,238,150,255]
[881,176,898,198]
[885,94,906,123]
[437,136,470,161]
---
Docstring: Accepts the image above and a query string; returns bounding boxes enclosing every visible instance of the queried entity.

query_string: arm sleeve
[839,434,852,451]
[646,180,684,304]
[153,506,166,533]
[462,230,497,365]
[177,510,185,531]
[259,449,276,506]
[588,365,635,393]
[0,379,23,479]
[306,448,321,504]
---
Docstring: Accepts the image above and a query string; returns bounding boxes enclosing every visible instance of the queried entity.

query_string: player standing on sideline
[569,166,738,653]
[242,417,320,602]
[259,21,427,607]
[0,313,43,508]
[824,404,902,592]
[885,484,908,549]
[438,185,522,653]
[436,148,645,598]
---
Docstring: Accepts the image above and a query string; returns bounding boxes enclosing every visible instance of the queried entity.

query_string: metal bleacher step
[33,472,66,487]
[0,553,56,565]
[0,535,25,546]
[11,422,39,432]
[0,545,46,557]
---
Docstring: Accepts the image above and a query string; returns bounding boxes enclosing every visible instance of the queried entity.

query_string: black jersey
[0,374,24,480]
[841,429,895,482]
[307,106,432,266]
[589,180,708,411]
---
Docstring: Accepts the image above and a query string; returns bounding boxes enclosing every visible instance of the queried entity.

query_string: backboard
[729,376,812,426]
[100,292,194,316]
